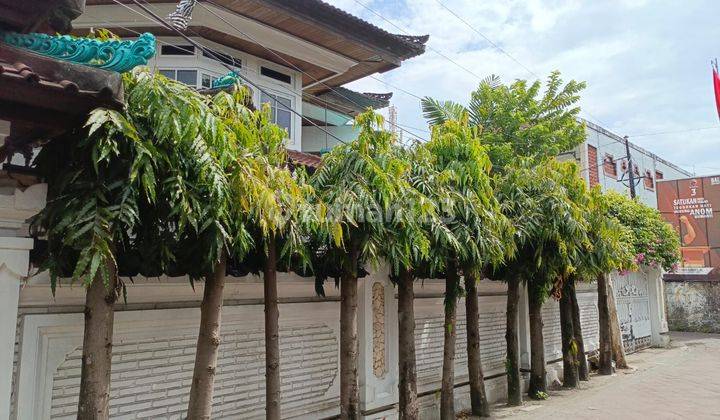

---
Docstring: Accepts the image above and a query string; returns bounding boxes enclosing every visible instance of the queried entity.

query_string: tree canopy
[603,191,680,271]
[31,68,237,294]
[492,159,590,297]
[422,71,587,170]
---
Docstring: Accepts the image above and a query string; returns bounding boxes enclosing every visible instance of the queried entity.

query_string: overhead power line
[351,0,485,80]
[114,0,365,147]
[429,0,610,128]
[109,0,426,146]
[433,0,539,79]
[198,0,427,145]
[629,126,720,138]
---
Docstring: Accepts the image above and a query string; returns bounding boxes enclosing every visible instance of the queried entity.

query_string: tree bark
[264,235,281,420]
[569,279,588,381]
[607,277,629,369]
[505,274,522,406]
[464,268,490,417]
[527,286,547,398]
[441,259,459,420]
[559,280,578,388]
[77,261,118,420]
[340,240,360,419]
[187,253,226,420]
[397,267,418,420]
[597,273,613,375]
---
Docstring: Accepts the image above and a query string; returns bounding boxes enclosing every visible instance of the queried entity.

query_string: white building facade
[575,120,692,208]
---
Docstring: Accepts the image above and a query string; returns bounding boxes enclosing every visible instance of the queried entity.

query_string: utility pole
[624,135,637,198]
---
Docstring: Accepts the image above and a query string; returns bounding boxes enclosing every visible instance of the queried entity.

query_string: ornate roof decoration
[362,92,393,102]
[0,31,156,73]
[393,34,430,47]
[0,44,124,165]
[167,0,198,31]
[211,70,241,89]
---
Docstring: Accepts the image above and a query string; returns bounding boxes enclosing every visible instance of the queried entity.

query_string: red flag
[714,62,720,121]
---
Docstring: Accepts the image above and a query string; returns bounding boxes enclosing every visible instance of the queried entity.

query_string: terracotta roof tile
[287,149,322,169]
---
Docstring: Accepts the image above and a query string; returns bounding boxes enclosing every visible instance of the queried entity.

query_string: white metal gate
[613,271,652,352]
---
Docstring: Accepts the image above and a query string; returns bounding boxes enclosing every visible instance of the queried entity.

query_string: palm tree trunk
[527,286,546,398]
[607,277,628,368]
[76,261,117,420]
[569,279,588,381]
[264,235,281,420]
[187,253,226,419]
[597,273,613,375]
[559,280,578,388]
[397,267,418,420]
[505,274,522,406]
[340,240,360,419]
[440,259,459,420]
[464,268,490,417]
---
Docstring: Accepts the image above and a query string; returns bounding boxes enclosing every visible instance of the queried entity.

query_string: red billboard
[657,175,720,281]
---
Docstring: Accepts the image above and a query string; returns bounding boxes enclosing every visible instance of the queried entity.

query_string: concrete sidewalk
[489,332,720,420]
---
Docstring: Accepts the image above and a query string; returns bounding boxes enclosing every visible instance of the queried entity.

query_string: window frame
[644,170,655,190]
[259,91,293,139]
[157,68,204,88]
[260,65,293,85]
[603,153,618,178]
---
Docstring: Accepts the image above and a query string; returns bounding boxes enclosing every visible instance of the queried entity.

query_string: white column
[356,265,396,415]
[517,284,532,371]
[0,237,33,420]
[647,267,670,347]
[0,182,46,419]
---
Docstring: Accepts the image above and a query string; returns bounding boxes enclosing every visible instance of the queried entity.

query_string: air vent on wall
[260,66,291,84]
[160,45,195,55]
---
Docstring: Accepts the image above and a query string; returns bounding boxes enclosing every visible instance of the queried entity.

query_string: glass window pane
[260,93,273,105]
[277,96,291,109]
[201,73,212,88]
[276,110,291,136]
[159,69,175,79]
[176,70,198,86]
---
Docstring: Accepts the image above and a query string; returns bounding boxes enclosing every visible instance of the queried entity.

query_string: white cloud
[332,0,720,175]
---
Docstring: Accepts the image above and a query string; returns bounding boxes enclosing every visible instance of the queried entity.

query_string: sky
[328,0,720,175]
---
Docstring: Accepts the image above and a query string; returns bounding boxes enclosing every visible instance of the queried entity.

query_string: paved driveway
[490,332,720,420]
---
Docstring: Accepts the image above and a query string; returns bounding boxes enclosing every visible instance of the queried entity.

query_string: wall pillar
[0,237,33,420]
[357,265,397,416]
[0,182,46,419]
[647,267,670,347]
[517,284,532,372]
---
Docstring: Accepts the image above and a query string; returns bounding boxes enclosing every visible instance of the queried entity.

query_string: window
[202,49,241,68]
[644,170,655,190]
[587,145,599,186]
[160,44,195,56]
[655,170,664,180]
[176,70,198,86]
[158,69,198,87]
[260,66,292,84]
[261,92,292,137]
[603,154,617,178]
[201,73,218,89]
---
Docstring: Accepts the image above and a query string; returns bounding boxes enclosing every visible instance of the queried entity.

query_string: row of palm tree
[30,68,680,420]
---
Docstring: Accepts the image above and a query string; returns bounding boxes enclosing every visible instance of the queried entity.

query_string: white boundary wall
[0,183,670,419]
